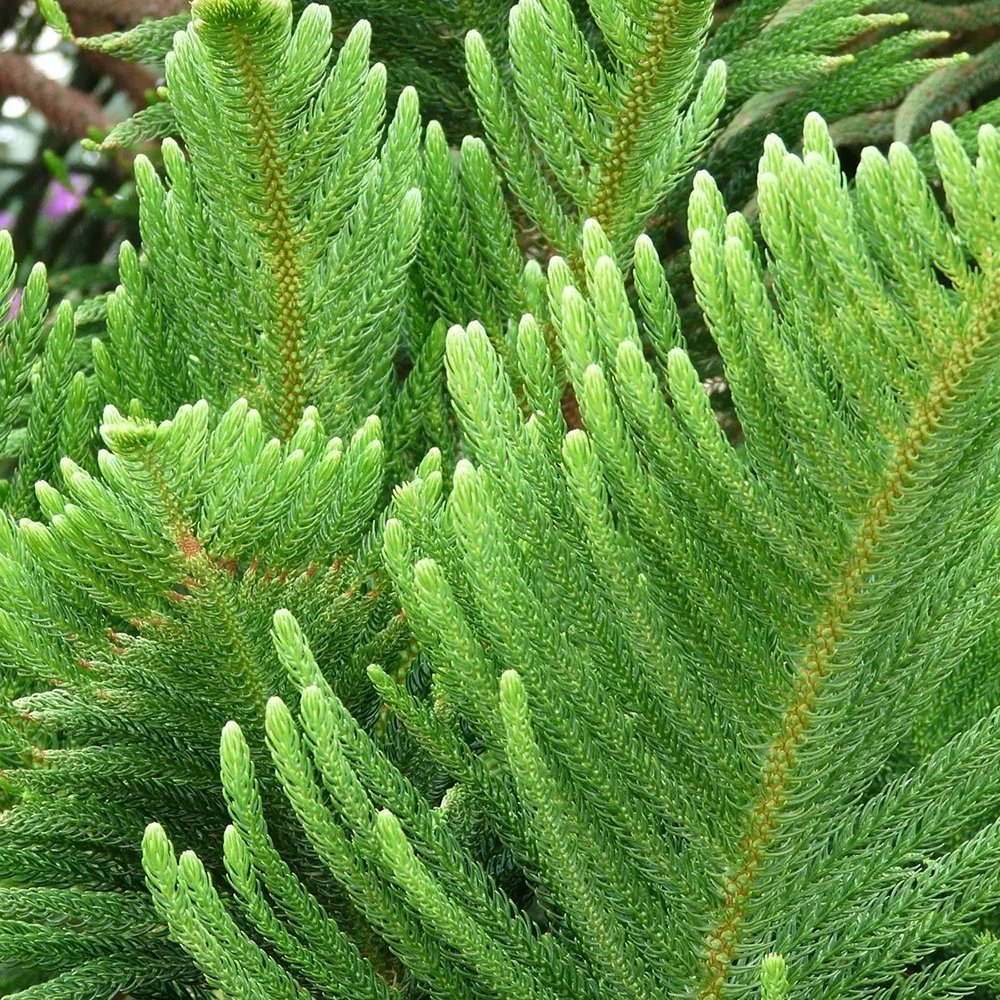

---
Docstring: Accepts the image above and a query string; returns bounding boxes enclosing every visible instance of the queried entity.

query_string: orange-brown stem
[590,2,685,234]
[225,30,308,441]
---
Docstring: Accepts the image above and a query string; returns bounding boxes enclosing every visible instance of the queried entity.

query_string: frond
[141,118,1000,998]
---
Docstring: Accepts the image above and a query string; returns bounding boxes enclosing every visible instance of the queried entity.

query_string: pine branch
[1,2,999,997]
[190,0,311,440]
[590,0,713,237]
[698,254,1000,998]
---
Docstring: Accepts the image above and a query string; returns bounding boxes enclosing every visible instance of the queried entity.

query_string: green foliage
[113,1,426,444]
[884,0,1000,149]
[759,955,789,1000]
[42,0,977,265]
[0,235,96,520]
[150,119,999,998]
[0,396,412,994]
[0,0,999,998]
[6,0,450,504]
[455,0,968,260]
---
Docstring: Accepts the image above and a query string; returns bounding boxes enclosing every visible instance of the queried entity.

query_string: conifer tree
[0,0,997,998]
[143,117,1000,999]
[40,0,981,291]
[456,0,958,261]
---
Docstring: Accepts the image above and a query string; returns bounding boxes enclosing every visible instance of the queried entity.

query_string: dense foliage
[0,0,998,997]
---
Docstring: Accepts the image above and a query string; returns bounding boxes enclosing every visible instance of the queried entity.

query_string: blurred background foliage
[0,1,191,303]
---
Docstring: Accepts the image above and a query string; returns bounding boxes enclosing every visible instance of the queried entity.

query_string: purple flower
[0,210,13,231]
[5,288,22,322]
[42,173,89,222]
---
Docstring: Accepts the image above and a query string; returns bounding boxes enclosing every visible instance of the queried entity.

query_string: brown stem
[226,30,309,440]
[590,6,677,233]
[0,51,113,141]
[59,0,189,24]
[589,0,708,234]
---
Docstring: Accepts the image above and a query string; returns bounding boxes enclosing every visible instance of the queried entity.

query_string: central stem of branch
[590,5,675,234]
[228,31,308,441]
[590,0,709,235]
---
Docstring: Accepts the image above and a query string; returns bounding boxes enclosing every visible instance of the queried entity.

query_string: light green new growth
[760,954,789,1000]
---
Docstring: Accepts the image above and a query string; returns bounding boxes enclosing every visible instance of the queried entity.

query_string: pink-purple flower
[4,287,22,322]
[42,173,89,221]
[0,175,91,323]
